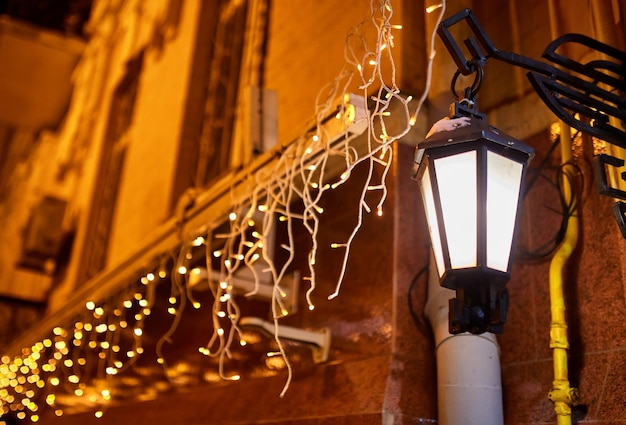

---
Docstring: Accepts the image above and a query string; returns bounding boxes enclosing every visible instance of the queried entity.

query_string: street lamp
[412,101,534,334]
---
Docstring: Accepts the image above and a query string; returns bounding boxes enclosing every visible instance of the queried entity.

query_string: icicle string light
[1,0,447,419]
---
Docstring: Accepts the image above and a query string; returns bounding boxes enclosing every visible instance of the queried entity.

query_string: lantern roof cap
[420,116,533,154]
[411,115,534,179]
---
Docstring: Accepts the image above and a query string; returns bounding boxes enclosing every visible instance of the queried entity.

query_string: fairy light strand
[0,0,446,420]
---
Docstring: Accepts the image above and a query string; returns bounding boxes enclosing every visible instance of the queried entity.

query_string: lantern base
[449,285,508,334]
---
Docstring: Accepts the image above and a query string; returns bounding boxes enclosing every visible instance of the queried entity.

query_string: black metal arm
[437,8,626,149]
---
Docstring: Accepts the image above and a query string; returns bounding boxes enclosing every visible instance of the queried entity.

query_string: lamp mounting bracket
[438,8,626,149]
[438,8,626,240]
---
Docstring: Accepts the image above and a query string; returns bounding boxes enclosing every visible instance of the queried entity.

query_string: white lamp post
[412,109,534,334]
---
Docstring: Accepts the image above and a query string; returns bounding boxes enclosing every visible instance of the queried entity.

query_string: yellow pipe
[547,122,580,424]
[545,3,581,422]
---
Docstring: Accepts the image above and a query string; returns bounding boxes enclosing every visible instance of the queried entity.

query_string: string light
[0,1,446,420]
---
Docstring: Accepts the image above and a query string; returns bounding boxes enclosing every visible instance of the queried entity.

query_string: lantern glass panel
[434,151,477,270]
[420,164,446,277]
[486,151,524,272]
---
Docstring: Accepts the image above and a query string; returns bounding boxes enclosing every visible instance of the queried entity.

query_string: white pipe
[424,254,504,425]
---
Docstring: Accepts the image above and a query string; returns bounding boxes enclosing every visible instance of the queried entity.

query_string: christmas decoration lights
[0,0,446,421]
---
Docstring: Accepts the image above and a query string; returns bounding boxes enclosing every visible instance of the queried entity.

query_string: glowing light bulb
[146,272,155,281]
[85,302,95,311]
[177,266,187,275]
[312,134,320,142]
[425,3,442,13]
[229,212,237,221]
[192,236,206,246]
[133,328,143,337]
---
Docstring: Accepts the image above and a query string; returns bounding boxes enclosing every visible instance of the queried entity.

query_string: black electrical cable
[407,263,432,338]
[517,131,584,261]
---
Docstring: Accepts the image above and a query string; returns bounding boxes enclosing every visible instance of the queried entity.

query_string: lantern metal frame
[412,7,626,334]
[413,100,534,334]
[415,115,534,289]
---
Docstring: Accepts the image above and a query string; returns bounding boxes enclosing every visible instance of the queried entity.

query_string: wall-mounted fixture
[17,195,71,274]
[419,8,626,423]
[412,101,534,335]
[188,266,300,315]
[239,316,331,363]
